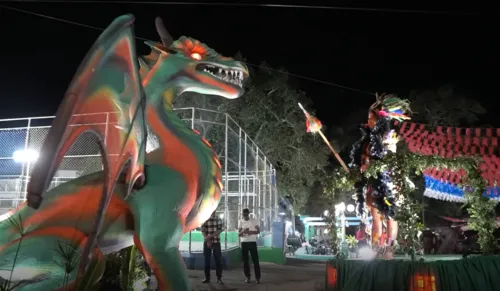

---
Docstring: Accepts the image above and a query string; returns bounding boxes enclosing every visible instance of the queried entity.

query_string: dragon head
[139,18,249,100]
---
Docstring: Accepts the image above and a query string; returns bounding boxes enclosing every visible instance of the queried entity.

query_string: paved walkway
[188,259,325,291]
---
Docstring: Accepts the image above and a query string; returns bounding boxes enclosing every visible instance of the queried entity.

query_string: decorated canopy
[396,121,500,202]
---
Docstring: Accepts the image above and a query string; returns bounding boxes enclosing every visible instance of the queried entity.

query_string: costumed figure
[349,94,411,254]
[0,15,248,291]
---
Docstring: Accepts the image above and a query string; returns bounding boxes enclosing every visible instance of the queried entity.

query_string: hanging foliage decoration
[325,149,498,255]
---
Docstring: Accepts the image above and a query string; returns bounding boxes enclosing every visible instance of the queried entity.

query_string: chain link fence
[0,108,278,252]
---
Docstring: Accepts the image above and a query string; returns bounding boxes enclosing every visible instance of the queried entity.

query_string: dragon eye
[190,52,202,60]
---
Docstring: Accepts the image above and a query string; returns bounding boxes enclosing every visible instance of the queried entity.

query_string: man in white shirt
[238,208,261,283]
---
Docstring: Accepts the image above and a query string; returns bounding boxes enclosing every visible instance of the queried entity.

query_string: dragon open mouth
[196,63,247,87]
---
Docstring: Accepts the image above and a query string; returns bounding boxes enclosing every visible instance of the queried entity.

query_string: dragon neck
[141,65,213,166]
[140,60,221,227]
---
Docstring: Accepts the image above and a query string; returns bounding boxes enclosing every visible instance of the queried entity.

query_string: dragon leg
[127,165,192,291]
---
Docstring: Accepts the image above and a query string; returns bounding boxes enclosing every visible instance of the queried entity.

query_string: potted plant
[345,235,358,258]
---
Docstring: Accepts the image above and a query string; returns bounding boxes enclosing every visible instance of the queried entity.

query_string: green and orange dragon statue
[0,15,248,290]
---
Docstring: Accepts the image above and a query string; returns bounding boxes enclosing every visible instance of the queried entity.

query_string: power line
[0,4,151,41]
[0,4,375,95]
[0,1,480,16]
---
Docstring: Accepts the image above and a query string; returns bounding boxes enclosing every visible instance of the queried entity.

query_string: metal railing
[0,108,279,251]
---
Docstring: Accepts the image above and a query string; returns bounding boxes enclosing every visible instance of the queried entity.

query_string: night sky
[0,2,496,127]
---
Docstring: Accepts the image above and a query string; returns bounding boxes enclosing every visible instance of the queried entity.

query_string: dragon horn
[155,17,174,47]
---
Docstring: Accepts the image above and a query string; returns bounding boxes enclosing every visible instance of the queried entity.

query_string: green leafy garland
[324,211,339,255]
[325,150,498,255]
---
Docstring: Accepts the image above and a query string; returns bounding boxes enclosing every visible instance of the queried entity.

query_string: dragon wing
[27,14,147,209]
[396,121,500,201]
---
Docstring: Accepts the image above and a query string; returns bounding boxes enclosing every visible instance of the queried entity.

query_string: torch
[298,103,350,173]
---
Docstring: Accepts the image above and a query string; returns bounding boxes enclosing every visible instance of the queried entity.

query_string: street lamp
[12,149,39,163]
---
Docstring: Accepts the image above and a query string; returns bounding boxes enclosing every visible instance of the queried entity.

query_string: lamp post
[335,203,355,242]
[335,203,346,242]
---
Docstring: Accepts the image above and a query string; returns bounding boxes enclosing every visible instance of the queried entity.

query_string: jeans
[241,241,261,279]
[203,242,222,280]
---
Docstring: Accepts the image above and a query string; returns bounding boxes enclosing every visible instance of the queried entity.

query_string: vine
[325,150,498,255]
[324,211,339,255]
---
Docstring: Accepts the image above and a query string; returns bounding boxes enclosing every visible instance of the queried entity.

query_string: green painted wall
[258,247,286,264]
[181,231,239,243]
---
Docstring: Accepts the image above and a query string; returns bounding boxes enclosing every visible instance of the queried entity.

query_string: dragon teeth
[202,65,244,87]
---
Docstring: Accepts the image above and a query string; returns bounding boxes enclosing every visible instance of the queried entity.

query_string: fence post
[255,147,259,221]
[238,127,242,219]
[22,118,32,204]
[272,167,280,223]
[263,156,267,231]
[244,134,248,208]
[224,113,229,250]
[191,107,195,130]
[188,108,195,255]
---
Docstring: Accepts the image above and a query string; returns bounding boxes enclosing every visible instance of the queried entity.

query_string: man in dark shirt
[201,211,224,284]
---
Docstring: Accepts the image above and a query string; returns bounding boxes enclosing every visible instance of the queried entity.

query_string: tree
[327,108,368,155]
[408,83,486,126]
[174,59,330,212]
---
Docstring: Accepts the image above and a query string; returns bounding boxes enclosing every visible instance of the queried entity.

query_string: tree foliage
[408,84,486,126]
[174,58,330,211]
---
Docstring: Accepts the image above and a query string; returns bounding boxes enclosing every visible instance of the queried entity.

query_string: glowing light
[219,213,224,219]
[13,149,39,163]
[335,202,346,212]
[346,204,355,213]
[323,210,329,216]
[324,229,329,234]
[191,52,202,60]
